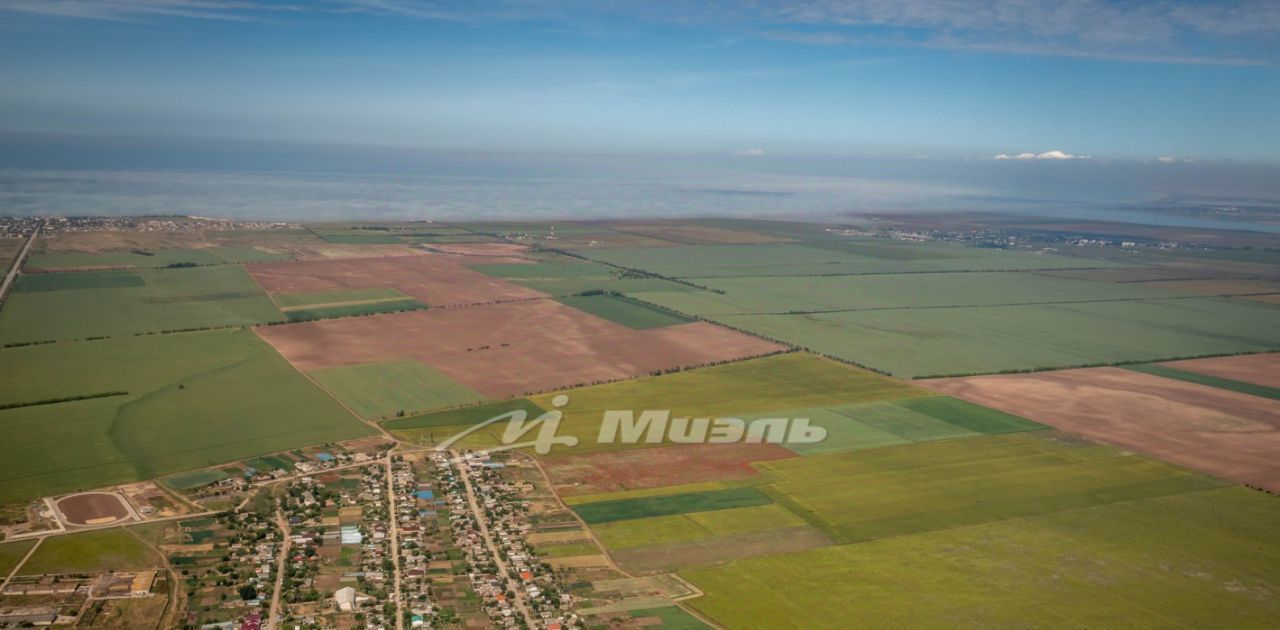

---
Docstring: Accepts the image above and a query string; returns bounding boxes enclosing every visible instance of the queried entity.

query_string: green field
[309,359,485,419]
[468,258,697,296]
[1126,362,1280,400]
[384,398,547,430]
[630,271,1184,316]
[624,607,707,630]
[26,247,289,270]
[594,504,807,549]
[161,468,233,491]
[273,287,412,308]
[574,487,773,524]
[556,294,692,329]
[683,487,1280,629]
[716,297,1280,377]
[20,528,163,574]
[283,299,426,322]
[0,328,374,503]
[755,432,1225,543]
[0,265,284,343]
[575,242,1123,278]
[16,270,146,292]
[522,353,928,455]
[738,397,1042,456]
[0,539,36,576]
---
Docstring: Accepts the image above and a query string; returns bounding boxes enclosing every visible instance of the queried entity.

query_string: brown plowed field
[255,299,785,398]
[922,367,1280,491]
[546,443,797,497]
[1161,352,1280,388]
[56,492,131,525]
[246,253,541,307]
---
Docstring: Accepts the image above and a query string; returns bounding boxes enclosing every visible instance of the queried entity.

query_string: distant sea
[2,133,1278,233]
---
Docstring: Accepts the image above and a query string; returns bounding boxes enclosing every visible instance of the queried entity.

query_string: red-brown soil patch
[545,443,797,497]
[254,299,784,398]
[1161,353,1280,389]
[56,492,131,525]
[246,253,541,307]
[922,367,1280,491]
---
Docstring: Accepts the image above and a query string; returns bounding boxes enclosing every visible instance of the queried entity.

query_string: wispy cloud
[747,0,1280,65]
[994,150,1089,160]
[0,0,301,21]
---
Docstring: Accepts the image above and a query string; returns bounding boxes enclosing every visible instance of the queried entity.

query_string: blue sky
[2,1,1279,161]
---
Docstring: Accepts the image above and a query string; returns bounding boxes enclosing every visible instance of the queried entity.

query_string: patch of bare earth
[921,367,1280,491]
[254,299,784,398]
[246,253,542,307]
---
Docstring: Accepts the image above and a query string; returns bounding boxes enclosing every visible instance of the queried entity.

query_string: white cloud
[733,148,767,157]
[994,150,1090,160]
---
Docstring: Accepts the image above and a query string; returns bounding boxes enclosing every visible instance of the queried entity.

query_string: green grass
[716,298,1280,377]
[0,265,284,344]
[161,469,233,491]
[627,606,708,630]
[1125,363,1280,400]
[526,353,928,456]
[273,287,411,308]
[15,271,145,292]
[754,432,1226,544]
[682,487,1280,629]
[309,359,485,420]
[283,299,425,322]
[244,455,294,472]
[574,487,772,524]
[20,529,163,574]
[0,328,374,503]
[0,540,37,576]
[556,294,692,329]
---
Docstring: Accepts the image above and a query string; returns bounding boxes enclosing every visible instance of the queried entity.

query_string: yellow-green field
[683,487,1280,629]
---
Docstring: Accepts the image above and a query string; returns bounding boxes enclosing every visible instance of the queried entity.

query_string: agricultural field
[256,298,783,399]
[467,257,700,296]
[1161,351,1280,388]
[0,264,284,343]
[0,328,373,502]
[630,270,1185,315]
[575,241,1126,278]
[25,246,291,271]
[246,251,542,308]
[556,293,692,329]
[522,352,928,455]
[714,296,1280,377]
[924,367,1280,491]
[308,359,484,420]
[682,487,1280,629]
